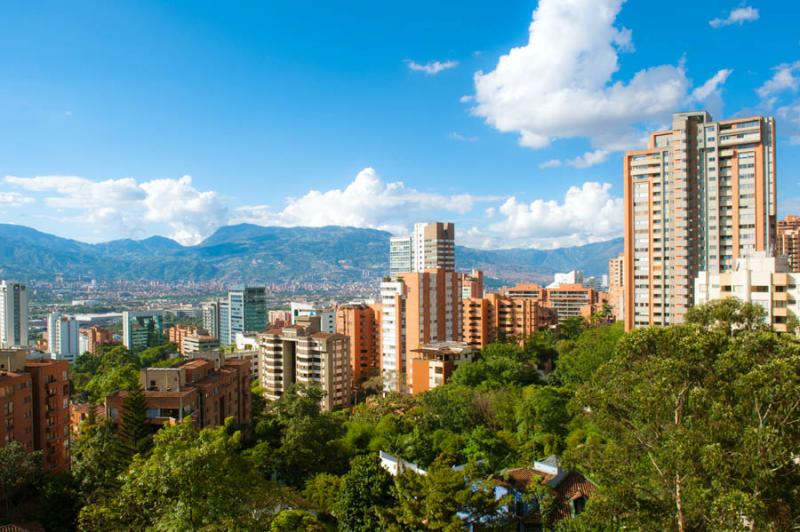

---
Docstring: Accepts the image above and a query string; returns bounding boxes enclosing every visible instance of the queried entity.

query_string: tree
[0,442,41,517]
[555,322,623,389]
[79,418,285,530]
[270,509,325,531]
[571,305,800,530]
[303,472,342,516]
[114,384,152,466]
[71,418,122,503]
[684,297,768,336]
[335,454,395,532]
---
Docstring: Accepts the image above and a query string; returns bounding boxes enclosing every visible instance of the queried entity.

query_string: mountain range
[0,223,623,285]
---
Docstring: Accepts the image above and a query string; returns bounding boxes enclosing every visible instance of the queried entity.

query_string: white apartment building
[47,313,80,362]
[0,281,29,348]
[695,252,798,332]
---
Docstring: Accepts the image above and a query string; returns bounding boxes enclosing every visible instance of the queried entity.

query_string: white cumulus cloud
[709,6,759,28]
[406,59,458,75]
[471,0,732,158]
[468,182,623,249]
[231,167,486,235]
[3,175,226,245]
[0,191,35,207]
[757,61,800,103]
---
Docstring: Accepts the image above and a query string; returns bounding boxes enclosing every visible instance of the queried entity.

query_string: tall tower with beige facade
[624,111,777,330]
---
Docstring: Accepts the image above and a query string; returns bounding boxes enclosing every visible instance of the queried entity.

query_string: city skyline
[1,1,799,249]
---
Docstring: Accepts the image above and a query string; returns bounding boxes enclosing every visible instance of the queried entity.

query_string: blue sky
[0,0,798,248]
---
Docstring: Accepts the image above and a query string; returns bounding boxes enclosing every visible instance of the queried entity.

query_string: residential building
[0,281,29,348]
[545,284,602,322]
[225,350,260,381]
[106,351,251,429]
[695,252,799,332]
[499,456,595,528]
[69,402,105,439]
[607,253,625,321]
[459,269,484,299]
[182,333,221,355]
[380,269,461,393]
[268,310,292,328]
[79,326,114,355]
[201,300,222,339]
[229,286,267,338]
[168,324,210,354]
[547,270,584,288]
[257,323,351,411]
[336,303,381,383]
[122,310,164,351]
[47,313,80,362]
[290,302,336,333]
[389,222,456,274]
[219,301,231,345]
[462,292,558,348]
[624,112,777,330]
[389,236,413,276]
[777,215,800,272]
[409,341,477,394]
[0,350,70,472]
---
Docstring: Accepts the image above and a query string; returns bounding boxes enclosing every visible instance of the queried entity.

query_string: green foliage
[684,297,769,336]
[137,342,178,367]
[452,342,542,389]
[303,473,342,516]
[571,305,800,529]
[0,441,41,516]
[114,385,152,467]
[71,418,122,503]
[555,322,623,388]
[335,454,395,532]
[79,418,286,530]
[270,509,326,531]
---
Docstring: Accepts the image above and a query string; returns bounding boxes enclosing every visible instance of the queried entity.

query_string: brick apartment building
[777,215,800,273]
[106,351,251,430]
[80,326,114,355]
[0,350,70,472]
[409,341,477,394]
[462,292,559,349]
[335,303,381,383]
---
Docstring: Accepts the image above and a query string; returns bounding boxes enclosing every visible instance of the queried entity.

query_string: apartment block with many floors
[777,215,800,272]
[0,350,70,472]
[624,111,776,330]
[0,281,29,349]
[462,292,558,349]
[409,341,477,394]
[335,303,381,383]
[389,222,455,275]
[106,350,251,429]
[380,269,461,393]
[257,323,351,411]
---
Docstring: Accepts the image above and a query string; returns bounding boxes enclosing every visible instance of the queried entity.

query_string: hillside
[0,223,622,284]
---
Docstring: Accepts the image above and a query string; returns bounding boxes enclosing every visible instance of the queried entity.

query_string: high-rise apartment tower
[623,112,776,330]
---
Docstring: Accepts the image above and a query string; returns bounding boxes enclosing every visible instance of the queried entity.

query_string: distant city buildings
[79,326,114,355]
[122,310,164,351]
[0,281,29,348]
[624,112,776,330]
[607,254,625,322]
[47,313,80,362]
[202,286,267,345]
[290,302,336,333]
